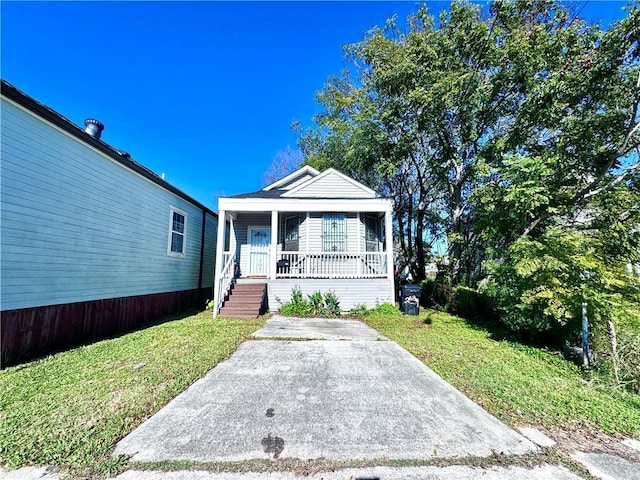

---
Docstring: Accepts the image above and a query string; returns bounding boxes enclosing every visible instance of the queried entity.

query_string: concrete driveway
[114,315,536,463]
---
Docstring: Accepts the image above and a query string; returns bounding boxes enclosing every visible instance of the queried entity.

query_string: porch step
[219,282,266,318]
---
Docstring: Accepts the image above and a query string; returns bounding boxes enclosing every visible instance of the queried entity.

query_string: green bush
[279,286,312,317]
[323,290,341,317]
[420,278,453,309]
[451,286,495,323]
[308,291,324,315]
[278,288,341,317]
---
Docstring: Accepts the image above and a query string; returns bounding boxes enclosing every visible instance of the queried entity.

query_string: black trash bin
[400,284,422,315]
[277,259,290,274]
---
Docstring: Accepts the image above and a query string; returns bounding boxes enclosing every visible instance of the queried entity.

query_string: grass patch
[0,310,265,478]
[363,309,640,438]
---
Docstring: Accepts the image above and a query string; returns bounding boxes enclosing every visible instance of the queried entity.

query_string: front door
[248,227,270,276]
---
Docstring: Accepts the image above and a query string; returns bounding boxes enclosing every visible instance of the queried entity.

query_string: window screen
[323,213,346,252]
[168,207,187,257]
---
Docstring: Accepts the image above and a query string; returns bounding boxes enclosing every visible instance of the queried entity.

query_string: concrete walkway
[114,316,536,462]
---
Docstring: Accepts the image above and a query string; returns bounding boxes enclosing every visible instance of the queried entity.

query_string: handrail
[277,251,387,278]
[215,253,235,315]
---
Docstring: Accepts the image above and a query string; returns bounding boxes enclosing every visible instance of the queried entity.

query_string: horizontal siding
[266,279,394,312]
[1,98,211,310]
[290,171,373,198]
[201,212,217,289]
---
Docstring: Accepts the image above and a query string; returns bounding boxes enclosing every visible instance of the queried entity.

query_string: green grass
[0,310,266,478]
[363,309,640,438]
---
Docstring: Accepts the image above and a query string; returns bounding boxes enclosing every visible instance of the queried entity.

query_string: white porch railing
[215,253,235,313]
[276,252,387,278]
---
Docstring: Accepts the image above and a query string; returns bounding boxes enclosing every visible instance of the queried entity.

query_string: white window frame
[167,206,188,258]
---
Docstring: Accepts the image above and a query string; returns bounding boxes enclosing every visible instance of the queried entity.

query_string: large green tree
[299,0,640,341]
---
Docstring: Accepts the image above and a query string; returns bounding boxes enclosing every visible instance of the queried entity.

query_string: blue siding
[1,98,215,310]
[201,212,218,288]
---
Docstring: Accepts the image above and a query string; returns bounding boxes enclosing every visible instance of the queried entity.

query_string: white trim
[213,210,227,317]
[270,212,278,279]
[167,205,187,258]
[262,165,320,191]
[282,168,376,198]
[219,197,392,213]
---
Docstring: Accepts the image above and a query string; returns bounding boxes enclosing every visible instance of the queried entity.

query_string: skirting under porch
[265,278,394,313]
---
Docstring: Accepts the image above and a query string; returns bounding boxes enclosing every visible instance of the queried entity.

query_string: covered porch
[213,205,394,316]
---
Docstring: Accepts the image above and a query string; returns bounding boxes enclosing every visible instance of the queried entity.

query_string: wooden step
[219,282,266,318]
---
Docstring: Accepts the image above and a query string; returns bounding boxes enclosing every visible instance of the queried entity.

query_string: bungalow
[0,80,218,368]
[213,166,395,317]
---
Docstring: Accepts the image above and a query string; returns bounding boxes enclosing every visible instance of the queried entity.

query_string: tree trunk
[607,319,620,387]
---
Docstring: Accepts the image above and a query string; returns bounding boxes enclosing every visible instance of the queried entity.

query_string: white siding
[266,279,394,312]
[0,98,212,310]
[286,171,374,198]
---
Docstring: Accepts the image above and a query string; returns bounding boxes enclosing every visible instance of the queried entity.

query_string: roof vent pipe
[84,118,104,139]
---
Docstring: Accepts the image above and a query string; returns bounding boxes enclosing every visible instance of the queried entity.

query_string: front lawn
[363,309,640,438]
[0,311,265,478]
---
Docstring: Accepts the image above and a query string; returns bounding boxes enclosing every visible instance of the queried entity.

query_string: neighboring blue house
[1,80,218,367]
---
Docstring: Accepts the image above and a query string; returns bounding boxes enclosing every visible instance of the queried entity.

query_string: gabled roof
[262,165,320,191]
[227,166,376,200]
[282,168,376,198]
[228,166,378,200]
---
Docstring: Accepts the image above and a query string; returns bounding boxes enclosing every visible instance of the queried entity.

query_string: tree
[261,146,304,186]
[299,0,640,345]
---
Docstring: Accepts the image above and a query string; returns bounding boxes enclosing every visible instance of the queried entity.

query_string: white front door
[248,227,270,276]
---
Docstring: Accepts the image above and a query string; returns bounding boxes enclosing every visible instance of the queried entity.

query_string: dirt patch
[539,424,640,463]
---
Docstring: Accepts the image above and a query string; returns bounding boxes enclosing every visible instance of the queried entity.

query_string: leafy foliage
[299,0,640,383]
[279,287,341,317]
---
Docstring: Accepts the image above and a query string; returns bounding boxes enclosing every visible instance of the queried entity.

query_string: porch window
[167,206,187,258]
[364,214,380,252]
[323,213,346,252]
[284,216,300,251]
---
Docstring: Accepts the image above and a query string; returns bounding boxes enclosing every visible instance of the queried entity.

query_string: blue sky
[1,1,631,210]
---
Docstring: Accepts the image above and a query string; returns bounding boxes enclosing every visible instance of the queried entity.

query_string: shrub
[308,291,324,315]
[278,288,341,317]
[279,286,312,317]
[421,278,453,309]
[323,290,341,317]
[451,286,495,323]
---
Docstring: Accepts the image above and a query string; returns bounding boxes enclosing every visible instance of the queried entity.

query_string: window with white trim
[323,213,346,252]
[284,216,300,251]
[363,214,381,252]
[167,206,187,257]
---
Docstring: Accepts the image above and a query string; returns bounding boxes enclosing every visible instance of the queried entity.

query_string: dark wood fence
[1,287,211,368]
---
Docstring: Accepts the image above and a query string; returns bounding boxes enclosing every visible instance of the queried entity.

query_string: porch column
[213,209,226,317]
[229,214,236,259]
[384,207,395,301]
[270,210,278,279]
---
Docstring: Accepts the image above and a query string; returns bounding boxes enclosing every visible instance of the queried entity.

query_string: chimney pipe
[84,118,104,139]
